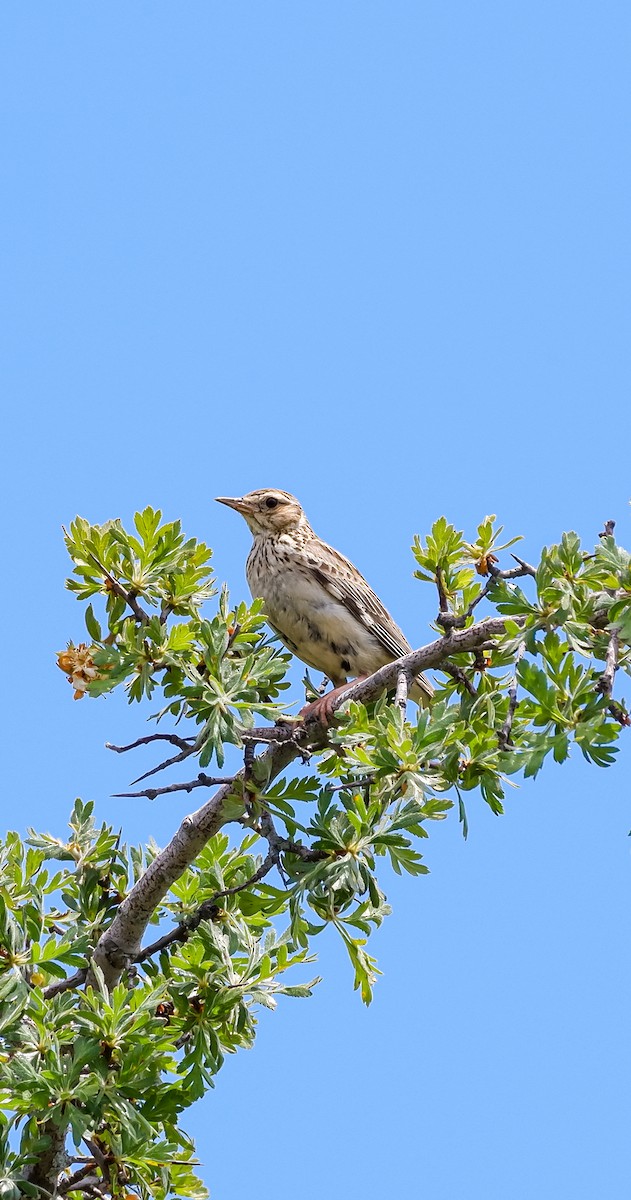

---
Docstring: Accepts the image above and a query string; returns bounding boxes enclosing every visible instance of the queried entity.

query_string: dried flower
[475,552,499,577]
[57,642,107,700]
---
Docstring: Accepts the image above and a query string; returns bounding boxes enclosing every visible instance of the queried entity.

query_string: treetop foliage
[1,506,629,1197]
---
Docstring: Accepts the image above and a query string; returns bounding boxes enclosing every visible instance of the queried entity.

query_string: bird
[215,488,433,720]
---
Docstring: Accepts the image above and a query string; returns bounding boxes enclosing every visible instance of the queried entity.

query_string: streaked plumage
[215,489,433,707]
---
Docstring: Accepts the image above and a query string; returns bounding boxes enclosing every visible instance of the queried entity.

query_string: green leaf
[84,604,102,641]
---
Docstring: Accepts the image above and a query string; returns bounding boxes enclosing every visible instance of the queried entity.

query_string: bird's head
[215,489,309,536]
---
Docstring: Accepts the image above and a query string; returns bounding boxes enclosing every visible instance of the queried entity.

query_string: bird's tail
[409,673,434,707]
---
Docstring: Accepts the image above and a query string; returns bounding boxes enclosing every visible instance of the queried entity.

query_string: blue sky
[2,3,631,1197]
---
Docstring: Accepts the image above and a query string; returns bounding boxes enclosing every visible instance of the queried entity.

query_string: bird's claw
[299,679,364,728]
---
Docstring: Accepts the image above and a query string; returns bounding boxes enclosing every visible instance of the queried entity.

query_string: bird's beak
[215,496,250,514]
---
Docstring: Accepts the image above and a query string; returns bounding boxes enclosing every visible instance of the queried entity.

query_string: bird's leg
[299,677,367,727]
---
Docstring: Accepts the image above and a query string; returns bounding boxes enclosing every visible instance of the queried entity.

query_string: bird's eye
[265,497,279,509]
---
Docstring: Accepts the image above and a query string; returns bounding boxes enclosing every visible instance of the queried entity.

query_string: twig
[395,668,411,713]
[254,811,325,864]
[442,662,477,697]
[243,741,255,784]
[607,700,630,727]
[136,813,324,962]
[435,567,449,614]
[135,858,273,960]
[113,773,235,800]
[43,968,88,1000]
[598,519,616,539]
[60,1172,101,1195]
[324,776,375,794]
[473,648,490,673]
[437,560,536,632]
[434,567,463,632]
[227,622,241,650]
[86,551,151,624]
[498,643,525,750]
[253,810,289,884]
[130,742,201,785]
[595,630,630,725]
[508,554,537,578]
[60,1165,99,1195]
[465,558,536,621]
[106,733,195,755]
[159,599,173,625]
[110,726,306,788]
[596,630,619,698]
[82,1139,109,1176]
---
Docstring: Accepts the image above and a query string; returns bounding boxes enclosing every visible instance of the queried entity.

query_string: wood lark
[216,489,433,720]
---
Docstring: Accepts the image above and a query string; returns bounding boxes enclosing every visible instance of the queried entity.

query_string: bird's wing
[303,539,412,661]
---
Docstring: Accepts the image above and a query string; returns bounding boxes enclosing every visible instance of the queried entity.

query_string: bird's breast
[246,536,391,683]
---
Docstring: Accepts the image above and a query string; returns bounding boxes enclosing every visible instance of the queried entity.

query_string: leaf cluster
[61,511,292,763]
[0,804,317,1196]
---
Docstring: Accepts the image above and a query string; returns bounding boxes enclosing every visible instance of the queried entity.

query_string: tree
[1,509,629,1198]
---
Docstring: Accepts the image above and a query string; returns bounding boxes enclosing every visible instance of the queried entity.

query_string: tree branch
[436,561,535,632]
[43,968,88,1000]
[23,1123,69,1193]
[395,668,411,713]
[498,643,525,750]
[106,733,196,755]
[320,617,513,715]
[435,567,449,615]
[465,557,536,620]
[442,662,477,697]
[135,810,325,963]
[597,630,619,698]
[89,616,515,990]
[60,1164,100,1195]
[129,743,202,785]
[90,739,304,989]
[135,857,274,960]
[87,551,151,625]
[595,629,630,726]
[113,773,235,800]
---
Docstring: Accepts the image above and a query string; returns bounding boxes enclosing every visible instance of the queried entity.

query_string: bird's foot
[299,678,366,728]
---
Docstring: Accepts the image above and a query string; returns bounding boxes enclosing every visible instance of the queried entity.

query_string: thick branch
[321,617,512,716]
[23,1124,69,1193]
[91,738,304,989]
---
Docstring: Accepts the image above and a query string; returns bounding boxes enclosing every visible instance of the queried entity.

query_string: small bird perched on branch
[215,489,433,721]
